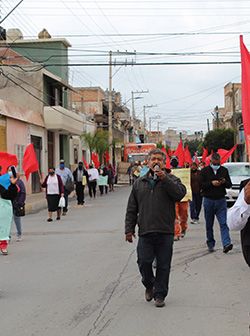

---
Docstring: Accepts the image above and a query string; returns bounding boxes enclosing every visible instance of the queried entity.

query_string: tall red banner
[22,144,39,180]
[240,35,250,160]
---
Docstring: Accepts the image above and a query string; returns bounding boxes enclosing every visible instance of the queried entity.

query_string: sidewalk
[25,192,47,214]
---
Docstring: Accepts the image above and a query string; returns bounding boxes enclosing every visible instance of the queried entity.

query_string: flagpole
[38,170,42,183]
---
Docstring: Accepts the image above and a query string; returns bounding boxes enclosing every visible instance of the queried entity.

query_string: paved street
[1,186,249,336]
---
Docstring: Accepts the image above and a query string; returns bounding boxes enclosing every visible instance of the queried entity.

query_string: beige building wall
[71,87,105,116]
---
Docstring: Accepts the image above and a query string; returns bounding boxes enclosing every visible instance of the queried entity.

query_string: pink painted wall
[6,118,32,194]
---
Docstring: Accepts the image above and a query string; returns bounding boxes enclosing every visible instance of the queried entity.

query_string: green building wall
[12,40,69,82]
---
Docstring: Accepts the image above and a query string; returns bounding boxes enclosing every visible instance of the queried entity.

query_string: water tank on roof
[38,29,51,39]
[6,28,23,41]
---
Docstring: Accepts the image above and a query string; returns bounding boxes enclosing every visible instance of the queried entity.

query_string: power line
[0,0,24,24]
[19,32,250,38]
[2,61,240,70]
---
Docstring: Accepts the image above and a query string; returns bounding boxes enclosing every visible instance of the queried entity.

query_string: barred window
[15,144,25,174]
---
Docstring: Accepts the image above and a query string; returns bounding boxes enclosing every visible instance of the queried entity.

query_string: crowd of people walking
[0,149,249,311]
[0,160,116,255]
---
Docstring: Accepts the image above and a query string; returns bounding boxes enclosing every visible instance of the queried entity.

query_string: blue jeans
[137,233,174,300]
[203,197,231,248]
[13,215,22,236]
[189,192,203,220]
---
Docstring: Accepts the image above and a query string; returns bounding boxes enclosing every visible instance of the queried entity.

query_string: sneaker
[154,298,165,308]
[56,217,61,220]
[181,230,186,238]
[190,219,196,224]
[145,288,154,302]
[223,244,233,254]
[1,249,8,255]
[62,212,67,216]
[47,218,53,222]
[208,246,215,253]
[16,236,22,242]
[174,236,180,241]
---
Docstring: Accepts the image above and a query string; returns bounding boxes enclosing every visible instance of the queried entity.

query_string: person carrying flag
[0,171,18,255]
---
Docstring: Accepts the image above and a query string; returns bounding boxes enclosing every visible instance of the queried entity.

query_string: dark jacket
[13,179,26,208]
[73,168,89,183]
[125,172,186,236]
[41,174,64,196]
[201,165,232,199]
[239,179,250,262]
[191,169,202,194]
[0,183,18,201]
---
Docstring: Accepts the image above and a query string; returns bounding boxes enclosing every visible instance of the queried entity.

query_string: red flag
[160,147,170,168]
[218,145,237,164]
[202,147,208,163]
[195,156,200,165]
[161,146,167,154]
[22,144,39,180]
[240,35,250,159]
[205,154,212,166]
[82,157,89,169]
[184,145,192,165]
[174,140,185,167]
[105,150,110,163]
[165,153,171,169]
[91,152,100,168]
[0,152,18,174]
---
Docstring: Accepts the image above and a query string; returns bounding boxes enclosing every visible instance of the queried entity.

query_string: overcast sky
[2,0,250,134]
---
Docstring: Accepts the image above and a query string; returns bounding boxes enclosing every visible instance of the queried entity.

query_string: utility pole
[131,90,149,120]
[108,51,113,163]
[149,115,161,133]
[131,90,148,142]
[214,105,219,129]
[157,121,160,143]
[143,104,157,131]
[207,119,210,132]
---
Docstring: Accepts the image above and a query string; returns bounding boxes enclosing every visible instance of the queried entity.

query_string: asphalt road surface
[1,186,249,336]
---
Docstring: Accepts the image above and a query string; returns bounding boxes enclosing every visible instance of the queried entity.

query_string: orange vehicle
[123,143,157,162]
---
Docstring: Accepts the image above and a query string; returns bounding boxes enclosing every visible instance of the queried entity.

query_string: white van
[223,162,250,206]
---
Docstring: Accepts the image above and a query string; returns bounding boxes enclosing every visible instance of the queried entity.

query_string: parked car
[223,162,250,207]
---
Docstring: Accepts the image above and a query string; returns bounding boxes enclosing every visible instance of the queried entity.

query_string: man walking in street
[125,149,186,308]
[201,152,233,253]
[56,159,74,215]
[190,162,202,224]
[73,162,89,206]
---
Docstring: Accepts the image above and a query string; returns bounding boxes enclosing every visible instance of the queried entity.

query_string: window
[225,164,250,177]
[15,144,25,174]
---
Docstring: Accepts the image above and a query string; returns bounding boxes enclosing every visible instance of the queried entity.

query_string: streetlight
[123,96,143,106]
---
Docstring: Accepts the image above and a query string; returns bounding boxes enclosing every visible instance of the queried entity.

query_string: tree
[95,130,109,164]
[184,139,203,156]
[203,128,235,152]
[81,130,109,164]
[81,132,96,160]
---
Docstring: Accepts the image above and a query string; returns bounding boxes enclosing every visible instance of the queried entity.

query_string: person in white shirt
[55,159,73,215]
[227,179,250,267]
[41,167,64,222]
[87,164,99,198]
